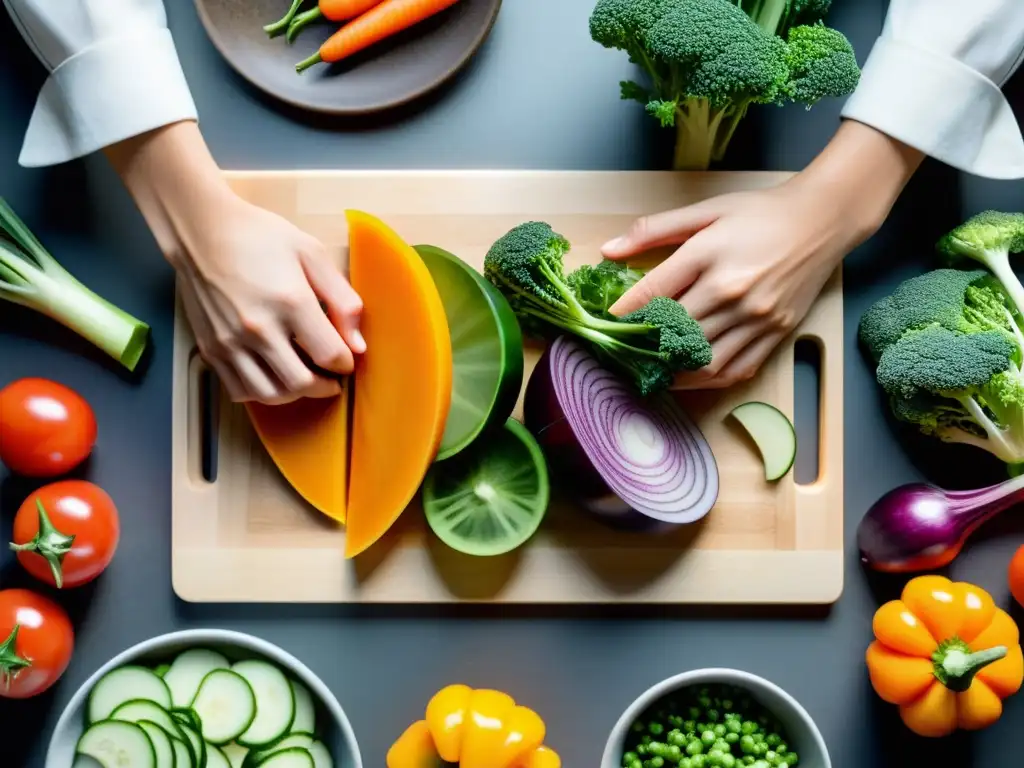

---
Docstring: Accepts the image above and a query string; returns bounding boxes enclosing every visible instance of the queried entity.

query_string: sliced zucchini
[171,708,204,733]
[288,679,315,735]
[137,720,178,768]
[72,757,105,768]
[154,664,172,678]
[307,742,332,768]
[192,669,257,744]
[163,649,231,708]
[257,749,314,768]
[111,700,186,742]
[172,738,194,768]
[76,720,156,768]
[206,744,231,768]
[729,401,797,482]
[87,666,172,724]
[222,743,249,768]
[246,734,313,767]
[177,722,208,768]
[232,660,295,748]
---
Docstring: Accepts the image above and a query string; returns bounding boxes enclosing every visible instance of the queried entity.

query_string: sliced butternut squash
[345,210,453,558]
[245,381,349,523]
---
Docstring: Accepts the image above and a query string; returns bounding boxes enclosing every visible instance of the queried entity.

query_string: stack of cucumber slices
[74,648,334,768]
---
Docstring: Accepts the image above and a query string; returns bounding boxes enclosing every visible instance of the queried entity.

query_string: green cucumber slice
[729,401,797,481]
[172,738,195,768]
[206,744,231,768]
[288,679,315,735]
[154,664,171,678]
[176,722,207,768]
[171,708,203,733]
[76,720,156,768]
[415,244,524,461]
[111,700,186,742]
[87,666,172,724]
[222,743,249,768]
[232,660,295,748]
[307,742,332,768]
[136,721,177,768]
[192,669,257,744]
[257,749,314,768]
[246,734,314,767]
[423,417,550,556]
[164,649,231,708]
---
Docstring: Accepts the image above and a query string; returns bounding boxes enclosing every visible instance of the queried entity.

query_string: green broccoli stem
[0,258,149,371]
[743,0,790,35]
[712,102,751,162]
[955,393,1024,464]
[673,100,727,171]
[519,307,667,361]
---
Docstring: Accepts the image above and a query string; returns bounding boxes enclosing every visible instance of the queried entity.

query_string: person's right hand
[172,194,365,405]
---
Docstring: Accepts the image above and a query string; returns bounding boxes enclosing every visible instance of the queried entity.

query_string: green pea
[742,758,755,766]
[721,755,736,768]
[689,707,703,720]
[722,699,734,711]
[649,723,665,736]
[681,760,694,768]
[713,739,730,753]
[765,751,777,763]
[684,720,697,734]
[740,735,756,754]
[667,745,683,762]
[645,758,665,768]
[775,743,787,755]
[765,734,780,747]
[725,732,739,745]
[687,740,704,757]
[623,752,639,765]
[741,721,757,735]
[725,719,742,735]
[701,731,716,747]
[669,730,687,747]
[669,715,684,728]
[752,761,770,768]
[632,721,646,733]
[784,754,799,766]
[707,709,720,723]
[691,756,707,768]
[713,724,727,738]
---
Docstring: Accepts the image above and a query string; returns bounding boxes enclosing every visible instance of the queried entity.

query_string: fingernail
[351,329,366,353]
[602,236,626,253]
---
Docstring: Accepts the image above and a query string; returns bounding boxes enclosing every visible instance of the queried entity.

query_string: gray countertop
[3,1,1024,765]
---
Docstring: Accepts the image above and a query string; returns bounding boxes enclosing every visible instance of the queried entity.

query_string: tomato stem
[8,499,75,588]
[0,625,31,691]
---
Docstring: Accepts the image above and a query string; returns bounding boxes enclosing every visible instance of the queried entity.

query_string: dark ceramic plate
[194,0,503,115]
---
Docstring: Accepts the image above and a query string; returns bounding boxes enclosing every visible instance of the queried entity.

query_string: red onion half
[523,336,719,530]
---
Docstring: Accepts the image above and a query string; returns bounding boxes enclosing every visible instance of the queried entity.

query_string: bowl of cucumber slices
[45,629,362,768]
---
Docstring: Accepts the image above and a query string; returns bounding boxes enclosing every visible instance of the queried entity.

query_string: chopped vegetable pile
[484,221,712,396]
[621,683,799,768]
[859,212,1024,470]
[589,0,860,169]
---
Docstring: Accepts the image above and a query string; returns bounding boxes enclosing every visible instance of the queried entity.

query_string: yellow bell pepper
[866,574,1024,737]
[386,684,562,768]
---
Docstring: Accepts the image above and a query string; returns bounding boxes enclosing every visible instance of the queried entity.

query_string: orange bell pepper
[386,684,562,768]
[866,574,1024,737]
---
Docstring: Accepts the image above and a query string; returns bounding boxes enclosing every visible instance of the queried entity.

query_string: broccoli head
[588,0,859,170]
[484,221,711,396]
[937,211,1024,315]
[874,325,1024,464]
[567,259,645,316]
[782,22,861,105]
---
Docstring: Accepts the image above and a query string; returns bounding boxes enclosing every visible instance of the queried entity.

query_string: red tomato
[0,378,97,477]
[1009,544,1024,609]
[0,589,74,699]
[11,481,120,589]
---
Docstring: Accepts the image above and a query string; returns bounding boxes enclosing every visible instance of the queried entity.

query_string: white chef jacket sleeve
[4,0,198,168]
[841,0,1024,179]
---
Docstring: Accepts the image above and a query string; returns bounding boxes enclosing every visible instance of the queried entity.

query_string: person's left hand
[601,180,873,389]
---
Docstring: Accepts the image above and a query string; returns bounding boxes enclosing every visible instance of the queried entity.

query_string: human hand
[173,195,365,405]
[601,121,924,389]
[104,121,364,405]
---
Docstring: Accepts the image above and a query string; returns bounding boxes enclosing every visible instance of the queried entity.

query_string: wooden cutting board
[171,171,843,604]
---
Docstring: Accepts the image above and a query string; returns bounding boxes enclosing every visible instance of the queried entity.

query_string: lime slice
[415,244,525,461]
[422,418,550,556]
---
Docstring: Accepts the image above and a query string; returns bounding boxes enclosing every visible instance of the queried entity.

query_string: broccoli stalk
[0,199,150,371]
[937,211,1024,318]
[484,221,712,396]
[590,0,860,170]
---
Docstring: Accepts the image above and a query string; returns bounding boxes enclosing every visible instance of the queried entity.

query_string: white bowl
[45,629,363,768]
[601,668,830,768]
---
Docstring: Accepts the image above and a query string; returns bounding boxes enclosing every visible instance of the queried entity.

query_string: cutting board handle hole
[793,338,821,485]
[187,352,220,486]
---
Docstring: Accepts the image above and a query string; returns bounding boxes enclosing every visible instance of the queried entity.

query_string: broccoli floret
[782,23,860,105]
[937,210,1024,315]
[588,0,859,170]
[567,259,645,316]
[858,269,1019,363]
[484,221,712,396]
[875,325,1024,464]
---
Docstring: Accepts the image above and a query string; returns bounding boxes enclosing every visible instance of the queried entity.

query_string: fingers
[609,236,711,316]
[601,199,722,260]
[232,352,282,404]
[259,333,343,399]
[291,300,356,375]
[301,249,366,355]
[673,327,786,391]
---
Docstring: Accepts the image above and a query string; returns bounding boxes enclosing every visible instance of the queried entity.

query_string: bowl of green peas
[601,668,830,768]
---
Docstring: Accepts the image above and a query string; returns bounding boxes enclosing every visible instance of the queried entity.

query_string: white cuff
[18,28,198,168]
[841,37,1024,180]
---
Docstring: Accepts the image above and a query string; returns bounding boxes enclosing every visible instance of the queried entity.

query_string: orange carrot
[295,0,464,72]
[286,0,385,43]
